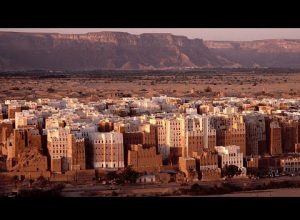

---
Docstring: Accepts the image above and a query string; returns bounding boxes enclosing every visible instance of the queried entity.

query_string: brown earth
[0,72,299,102]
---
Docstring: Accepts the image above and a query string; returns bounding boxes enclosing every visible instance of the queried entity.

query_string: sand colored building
[156,117,185,161]
[269,121,282,155]
[128,144,162,173]
[199,104,213,114]
[192,150,219,171]
[281,120,298,153]
[6,129,26,167]
[67,134,86,171]
[0,120,14,148]
[123,131,143,166]
[215,145,245,172]
[99,120,114,132]
[246,156,259,169]
[183,115,216,157]
[114,121,157,166]
[281,156,300,173]
[244,114,266,156]
[45,117,62,129]
[223,106,238,114]
[184,130,204,157]
[8,105,22,119]
[47,128,69,172]
[258,156,281,172]
[178,157,196,180]
[156,118,168,159]
[89,131,124,170]
[192,150,221,181]
[296,143,300,153]
[6,101,29,119]
[47,128,85,172]
[5,128,42,170]
[246,156,259,175]
[15,110,42,129]
[298,121,300,143]
[8,148,48,173]
[142,124,157,148]
[213,114,246,155]
[165,117,185,151]
[26,129,38,151]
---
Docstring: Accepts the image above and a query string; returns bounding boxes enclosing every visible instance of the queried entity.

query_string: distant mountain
[204,39,300,68]
[1,31,300,70]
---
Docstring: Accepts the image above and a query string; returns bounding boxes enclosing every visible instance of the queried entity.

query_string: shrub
[47,88,55,93]
[204,86,212,92]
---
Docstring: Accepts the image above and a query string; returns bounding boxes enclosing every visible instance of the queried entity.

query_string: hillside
[1,31,300,70]
[0,32,231,70]
[204,39,300,68]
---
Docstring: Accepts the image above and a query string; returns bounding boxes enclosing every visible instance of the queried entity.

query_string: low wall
[4,171,51,179]
[50,169,96,182]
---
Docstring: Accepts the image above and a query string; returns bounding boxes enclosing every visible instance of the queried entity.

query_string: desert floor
[1,72,299,102]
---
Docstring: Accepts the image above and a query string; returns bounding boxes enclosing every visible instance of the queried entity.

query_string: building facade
[215,145,245,172]
[89,132,124,169]
[269,121,282,155]
[281,120,298,153]
[128,144,162,173]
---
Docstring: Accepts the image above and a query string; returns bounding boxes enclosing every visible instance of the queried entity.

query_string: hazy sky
[1,28,300,41]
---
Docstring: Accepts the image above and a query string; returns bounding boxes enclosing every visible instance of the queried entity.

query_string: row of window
[96,159,118,162]
[100,164,117,168]
[285,162,300,165]
[94,140,116,144]
[94,147,119,150]
[52,150,66,154]
[285,168,300,172]
[223,161,242,165]
[95,153,120,156]
[54,144,66,147]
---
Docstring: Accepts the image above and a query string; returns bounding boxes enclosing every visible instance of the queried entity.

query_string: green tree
[120,166,140,184]
[37,176,48,187]
[106,171,119,182]
[222,165,242,178]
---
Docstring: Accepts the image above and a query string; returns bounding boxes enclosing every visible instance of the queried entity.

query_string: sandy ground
[0,72,300,102]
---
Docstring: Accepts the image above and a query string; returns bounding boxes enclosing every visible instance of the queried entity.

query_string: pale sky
[1,28,300,41]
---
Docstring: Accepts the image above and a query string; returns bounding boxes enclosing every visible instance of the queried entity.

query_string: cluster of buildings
[0,95,300,182]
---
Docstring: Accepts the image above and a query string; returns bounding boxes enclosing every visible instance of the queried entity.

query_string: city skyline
[1,28,300,197]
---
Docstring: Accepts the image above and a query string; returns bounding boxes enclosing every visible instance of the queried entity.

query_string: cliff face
[1,31,300,70]
[0,32,227,70]
[204,39,300,68]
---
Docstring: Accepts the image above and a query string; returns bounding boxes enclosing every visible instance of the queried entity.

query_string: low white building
[281,157,300,173]
[186,108,197,115]
[136,174,156,184]
[215,145,246,175]
[15,110,40,129]
[223,106,238,114]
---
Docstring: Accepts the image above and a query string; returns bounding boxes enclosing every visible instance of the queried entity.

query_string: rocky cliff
[1,31,300,70]
[204,39,300,68]
[0,31,230,70]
